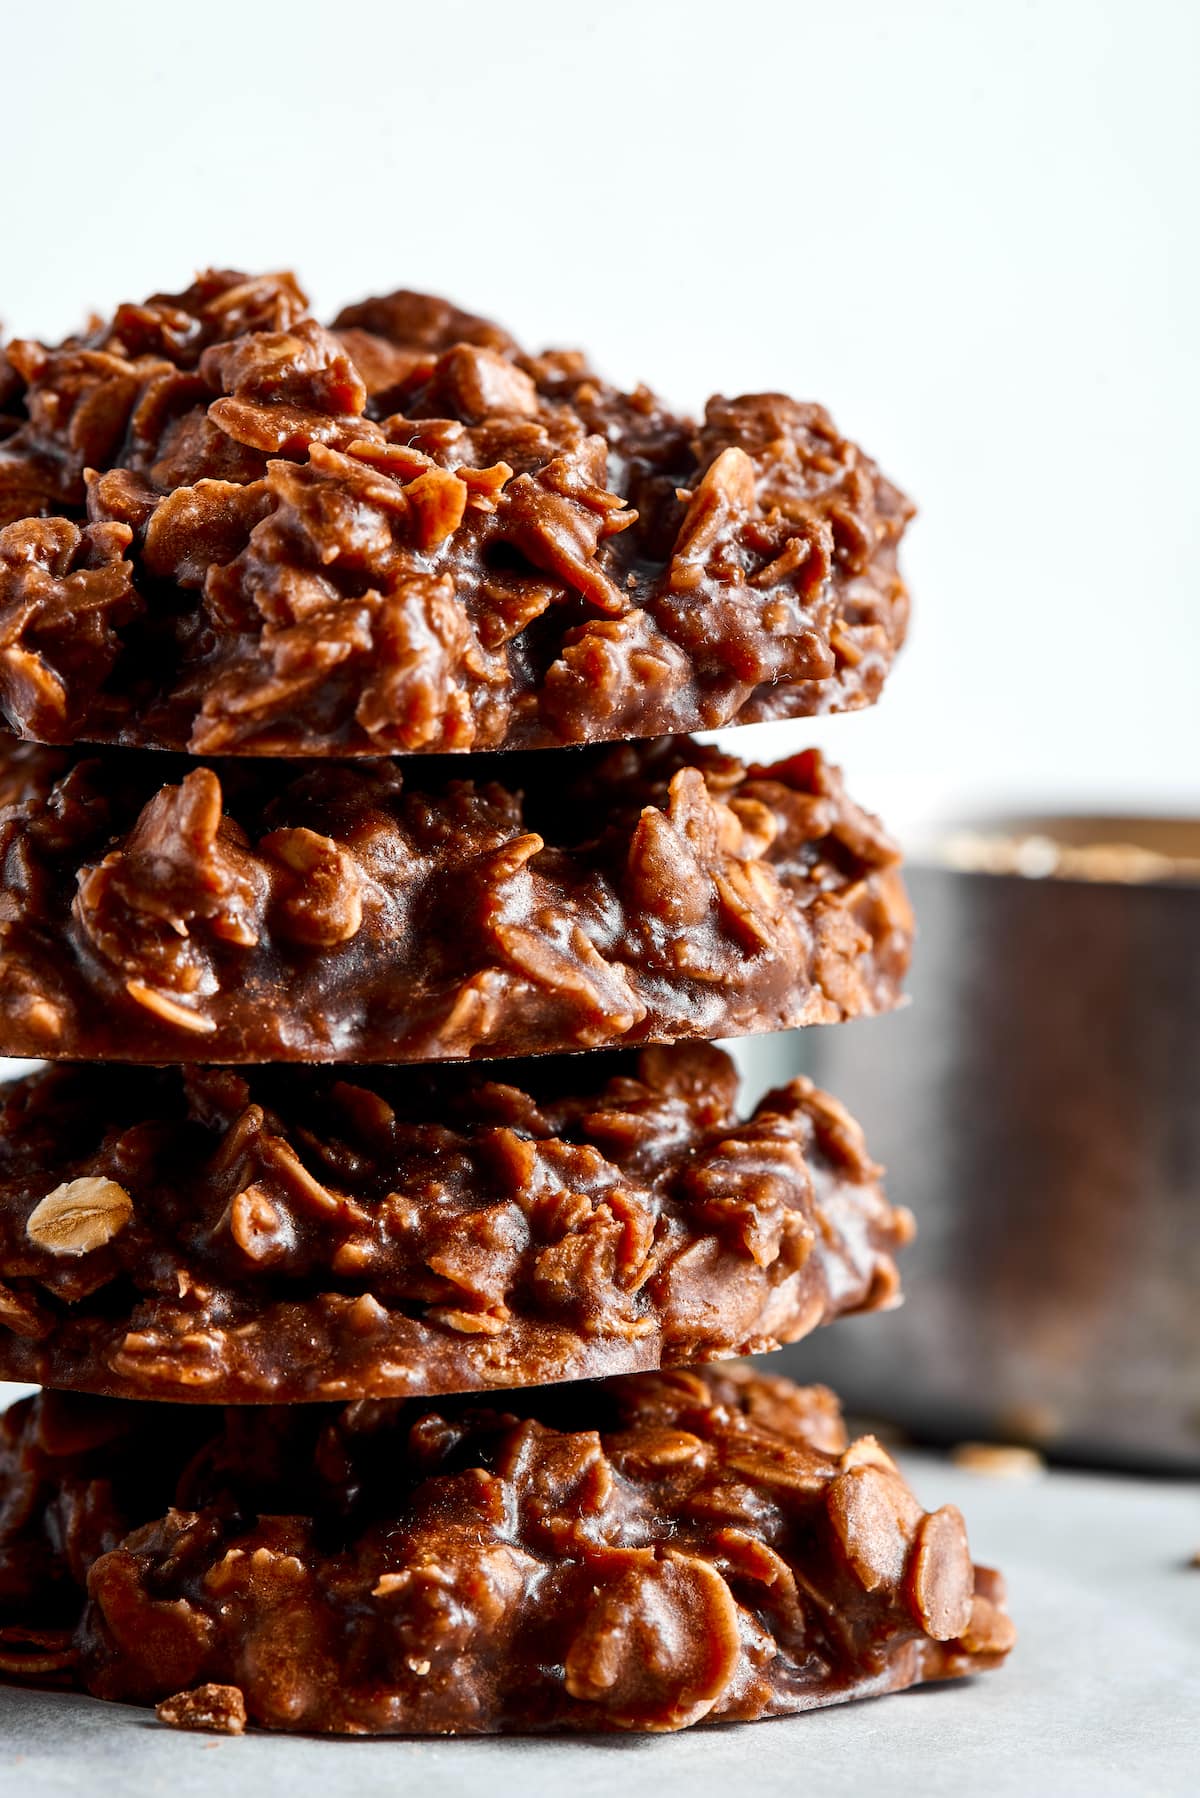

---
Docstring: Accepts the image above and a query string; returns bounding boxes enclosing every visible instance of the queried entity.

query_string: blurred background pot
[762,817,1200,1472]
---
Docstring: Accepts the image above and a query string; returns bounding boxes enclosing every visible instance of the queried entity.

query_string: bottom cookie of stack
[0,1366,1013,1735]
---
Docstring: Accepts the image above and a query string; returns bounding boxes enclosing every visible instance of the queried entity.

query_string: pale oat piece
[25,1177,132,1255]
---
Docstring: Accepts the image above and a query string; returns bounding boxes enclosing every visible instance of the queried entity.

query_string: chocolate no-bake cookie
[0,733,911,1063]
[0,269,912,756]
[0,1367,1012,1734]
[0,1046,912,1401]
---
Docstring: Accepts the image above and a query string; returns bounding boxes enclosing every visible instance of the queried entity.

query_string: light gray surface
[1,1454,1196,1798]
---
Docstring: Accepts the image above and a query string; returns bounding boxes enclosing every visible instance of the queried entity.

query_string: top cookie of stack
[0,269,911,759]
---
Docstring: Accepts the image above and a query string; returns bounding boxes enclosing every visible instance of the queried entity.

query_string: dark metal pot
[766,817,1200,1471]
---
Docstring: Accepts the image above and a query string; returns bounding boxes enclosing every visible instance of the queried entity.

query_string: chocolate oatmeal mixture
[0,734,911,1063]
[0,1047,912,1401]
[0,1368,1012,1734]
[0,271,912,756]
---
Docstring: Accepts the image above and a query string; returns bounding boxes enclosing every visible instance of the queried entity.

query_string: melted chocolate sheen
[0,1367,1013,1734]
[0,270,912,756]
[0,734,911,1063]
[0,1046,913,1401]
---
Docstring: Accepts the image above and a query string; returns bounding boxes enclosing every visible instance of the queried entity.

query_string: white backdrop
[3,0,1197,828]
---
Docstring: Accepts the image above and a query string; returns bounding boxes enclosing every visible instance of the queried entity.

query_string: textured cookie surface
[0,734,911,1062]
[0,270,912,755]
[0,1367,1012,1734]
[0,1046,912,1400]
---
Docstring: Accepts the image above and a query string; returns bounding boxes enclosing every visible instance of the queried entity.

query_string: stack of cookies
[0,273,1013,1735]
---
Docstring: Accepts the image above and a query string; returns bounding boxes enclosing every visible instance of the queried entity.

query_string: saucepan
[764,815,1200,1471]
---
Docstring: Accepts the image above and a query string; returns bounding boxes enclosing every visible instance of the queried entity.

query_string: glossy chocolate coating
[0,271,911,756]
[0,1367,1012,1734]
[0,734,910,1063]
[0,1046,912,1401]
